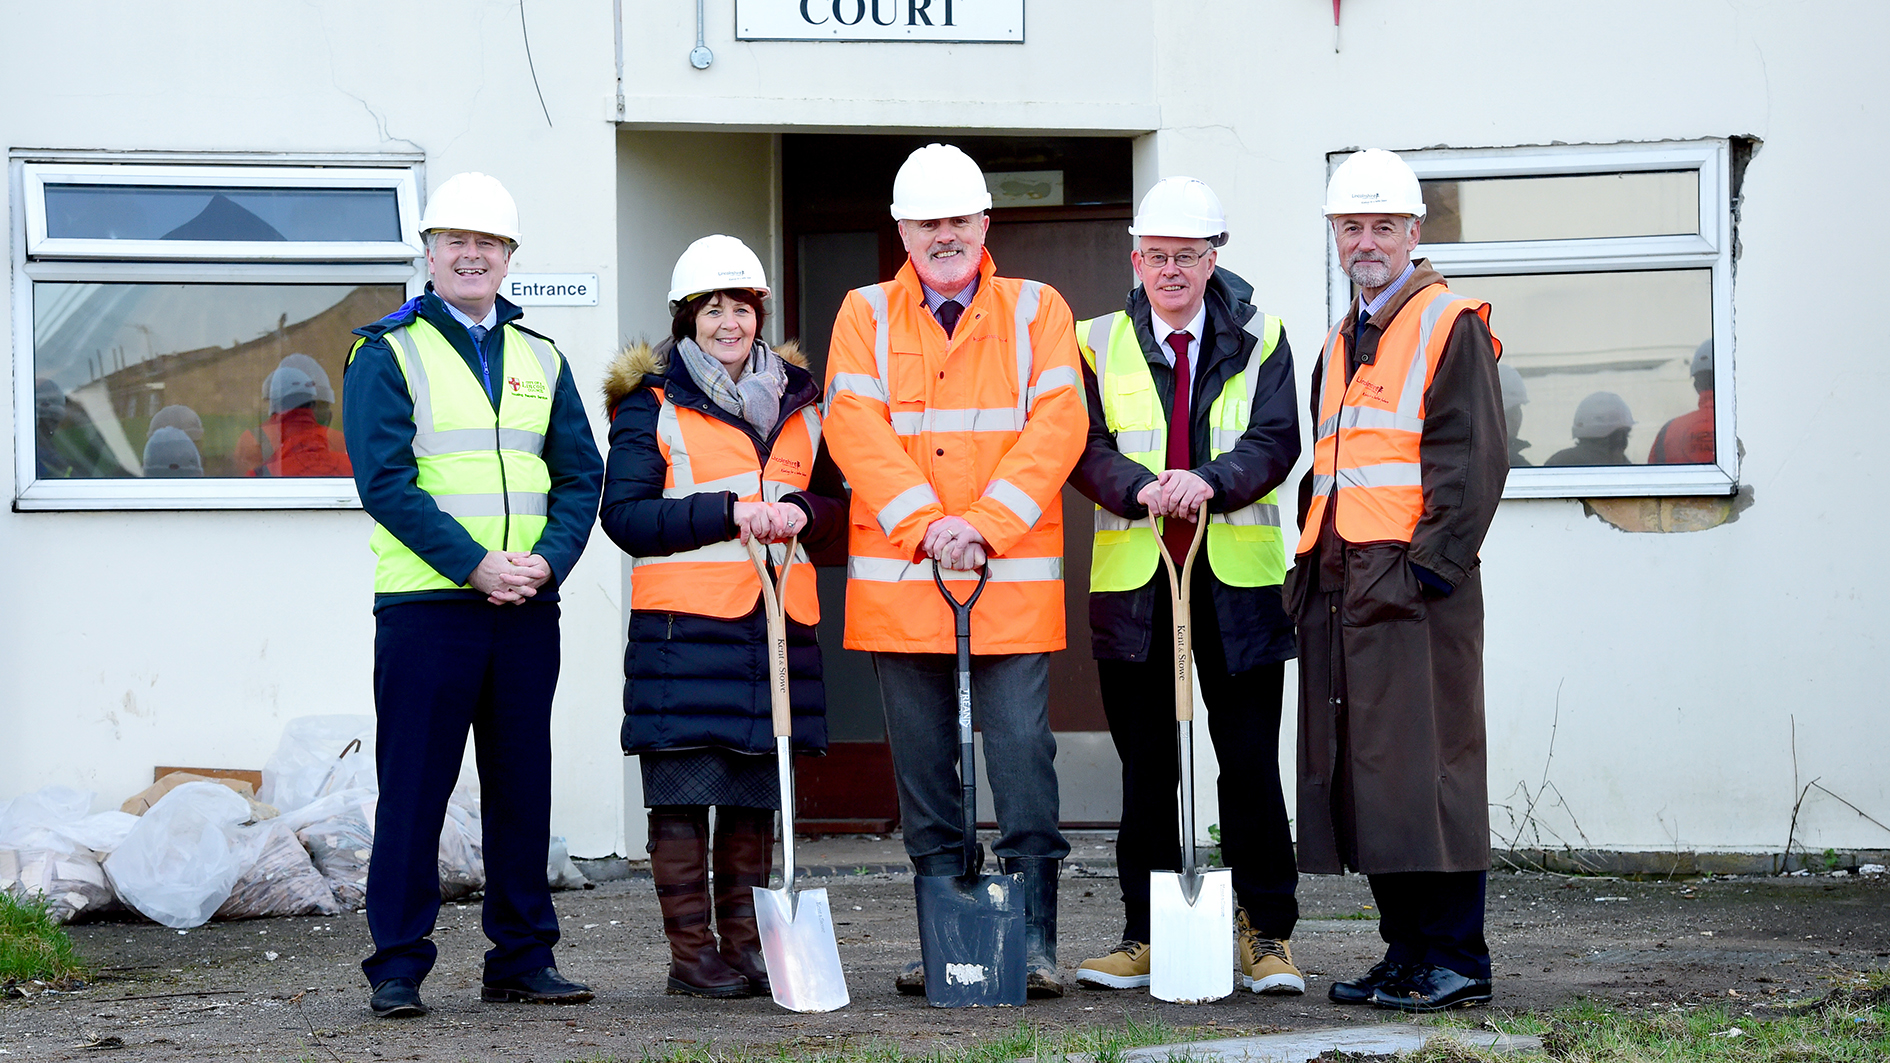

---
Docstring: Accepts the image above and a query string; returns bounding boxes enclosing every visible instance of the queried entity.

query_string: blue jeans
[874,652,1069,875]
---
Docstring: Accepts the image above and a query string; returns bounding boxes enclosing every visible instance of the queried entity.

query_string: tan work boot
[1236,909,1305,994]
[1074,940,1151,989]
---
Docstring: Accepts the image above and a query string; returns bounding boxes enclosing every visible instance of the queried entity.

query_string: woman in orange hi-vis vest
[820,144,1087,999]
[599,236,845,1000]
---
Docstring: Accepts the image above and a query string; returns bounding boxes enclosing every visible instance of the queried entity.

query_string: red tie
[1163,330,1196,563]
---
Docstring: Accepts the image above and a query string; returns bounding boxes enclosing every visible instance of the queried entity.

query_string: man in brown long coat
[1287,149,1508,1013]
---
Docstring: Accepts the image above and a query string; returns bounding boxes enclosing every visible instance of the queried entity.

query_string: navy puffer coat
[599,338,847,757]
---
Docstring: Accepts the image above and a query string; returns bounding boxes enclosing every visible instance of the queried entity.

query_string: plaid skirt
[640,748,779,810]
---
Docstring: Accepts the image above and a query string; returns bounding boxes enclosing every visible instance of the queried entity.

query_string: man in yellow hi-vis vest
[1067,178,1303,995]
[342,173,603,1019]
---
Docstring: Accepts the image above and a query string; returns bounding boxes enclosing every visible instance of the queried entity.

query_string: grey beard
[1347,259,1393,289]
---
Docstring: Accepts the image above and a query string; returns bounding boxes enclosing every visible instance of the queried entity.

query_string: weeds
[587,1016,1199,1063]
[0,890,83,986]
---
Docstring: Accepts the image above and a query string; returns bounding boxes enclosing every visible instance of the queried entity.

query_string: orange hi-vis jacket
[1297,282,1501,553]
[823,251,1086,654]
[630,386,823,624]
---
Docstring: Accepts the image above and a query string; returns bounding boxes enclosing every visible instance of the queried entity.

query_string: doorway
[780,133,1135,832]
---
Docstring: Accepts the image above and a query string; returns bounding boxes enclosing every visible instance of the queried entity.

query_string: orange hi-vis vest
[823,252,1086,654]
[630,389,822,624]
[1297,282,1500,554]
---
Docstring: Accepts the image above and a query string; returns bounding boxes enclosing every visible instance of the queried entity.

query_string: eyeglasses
[1139,250,1208,269]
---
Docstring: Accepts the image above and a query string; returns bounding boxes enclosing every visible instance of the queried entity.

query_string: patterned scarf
[675,337,788,439]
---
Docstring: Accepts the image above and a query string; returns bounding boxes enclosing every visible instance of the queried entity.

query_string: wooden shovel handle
[746,536,798,739]
[1149,502,1209,723]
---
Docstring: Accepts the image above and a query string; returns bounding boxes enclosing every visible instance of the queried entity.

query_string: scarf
[675,337,788,439]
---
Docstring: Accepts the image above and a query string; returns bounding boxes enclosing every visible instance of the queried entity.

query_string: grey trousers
[873,652,1070,875]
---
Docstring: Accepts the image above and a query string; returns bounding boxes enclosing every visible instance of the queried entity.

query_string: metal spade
[746,536,849,1013]
[912,560,1026,1008]
[1146,504,1235,1004]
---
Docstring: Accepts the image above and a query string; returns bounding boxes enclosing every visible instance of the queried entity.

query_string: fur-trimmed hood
[601,337,807,414]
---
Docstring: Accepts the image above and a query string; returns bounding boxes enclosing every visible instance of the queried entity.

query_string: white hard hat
[270,354,334,404]
[1323,148,1427,219]
[1572,392,1635,439]
[150,404,205,442]
[1129,177,1229,246]
[142,426,203,478]
[268,366,319,414]
[668,235,770,306]
[1498,364,1529,409]
[420,172,521,245]
[889,144,992,222]
[1689,339,1713,377]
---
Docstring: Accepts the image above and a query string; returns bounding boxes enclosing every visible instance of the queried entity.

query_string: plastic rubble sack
[103,782,259,928]
[284,788,377,910]
[0,785,138,924]
[258,715,377,816]
[437,785,486,901]
[548,836,589,890]
[122,772,278,822]
[215,818,341,920]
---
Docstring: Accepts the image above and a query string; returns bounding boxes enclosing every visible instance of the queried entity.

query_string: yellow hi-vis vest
[1076,310,1286,593]
[351,316,561,594]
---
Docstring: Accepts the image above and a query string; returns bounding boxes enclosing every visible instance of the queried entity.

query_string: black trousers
[1097,568,1298,942]
[361,600,563,987]
[1368,870,1490,979]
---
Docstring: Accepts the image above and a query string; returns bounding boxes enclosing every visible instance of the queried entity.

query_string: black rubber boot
[1006,857,1064,998]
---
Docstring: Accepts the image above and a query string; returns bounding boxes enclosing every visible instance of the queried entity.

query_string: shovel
[1147,503,1235,1004]
[746,535,850,1013]
[912,560,1026,1008]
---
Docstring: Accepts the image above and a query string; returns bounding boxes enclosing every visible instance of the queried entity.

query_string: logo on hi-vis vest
[1358,380,1388,404]
[508,376,551,399]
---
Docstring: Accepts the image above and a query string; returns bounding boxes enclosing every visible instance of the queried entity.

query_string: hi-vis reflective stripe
[1095,503,1280,531]
[1336,464,1421,490]
[1116,429,1162,453]
[846,279,1054,431]
[1026,365,1079,411]
[892,408,1024,435]
[390,328,554,457]
[1011,281,1043,421]
[859,285,894,386]
[432,491,551,518]
[632,538,748,566]
[877,482,941,535]
[1087,316,1115,383]
[847,555,1063,583]
[829,372,888,404]
[983,478,1042,529]
[665,472,759,498]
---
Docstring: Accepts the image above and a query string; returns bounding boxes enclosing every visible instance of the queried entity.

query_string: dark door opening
[781,133,1135,833]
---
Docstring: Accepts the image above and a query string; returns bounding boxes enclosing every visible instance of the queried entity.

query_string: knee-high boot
[1005,856,1065,998]
[648,807,752,998]
[713,805,776,994]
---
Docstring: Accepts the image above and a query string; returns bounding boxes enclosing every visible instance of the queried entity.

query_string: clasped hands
[1136,468,1214,519]
[922,515,987,571]
[469,550,551,606]
[731,500,807,544]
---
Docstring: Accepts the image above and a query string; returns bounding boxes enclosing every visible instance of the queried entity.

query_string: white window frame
[12,153,424,510]
[1326,139,1737,499]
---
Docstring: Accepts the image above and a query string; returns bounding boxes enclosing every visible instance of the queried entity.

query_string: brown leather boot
[713,805,776,995]
[649,807,752,998]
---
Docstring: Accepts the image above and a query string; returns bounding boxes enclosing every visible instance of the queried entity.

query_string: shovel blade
[1148,867,1234,1003]
[913,872,1026,1008]
[752,886,849,1013]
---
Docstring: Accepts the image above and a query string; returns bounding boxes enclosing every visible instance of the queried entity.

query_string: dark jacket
[599,338,846,757]
[1068,267,1300,673]
[1287,260,1508,875]
[342,285,604,613]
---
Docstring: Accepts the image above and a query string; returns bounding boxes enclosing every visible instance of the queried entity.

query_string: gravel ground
[3,834,1886,1062]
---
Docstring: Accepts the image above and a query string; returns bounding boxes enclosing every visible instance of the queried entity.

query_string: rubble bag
[0,785,138,924]
[258,715,377,816]
[103,782,257,928]
[285,788,377,910]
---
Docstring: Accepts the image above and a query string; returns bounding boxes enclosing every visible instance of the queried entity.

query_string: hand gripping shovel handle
[933,560,990,879]
[1151,503,1209,897]
[747,536,799,888]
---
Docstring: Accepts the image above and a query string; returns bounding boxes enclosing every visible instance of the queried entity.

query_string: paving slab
[1102,1022,1541,1062]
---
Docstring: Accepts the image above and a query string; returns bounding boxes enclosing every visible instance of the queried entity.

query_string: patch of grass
[0,890,83,985]
[566,1015,1208,1063]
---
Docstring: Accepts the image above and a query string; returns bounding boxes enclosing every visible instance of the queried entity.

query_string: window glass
[1444,270,1713,468]
[42,185,401,242]
[32,283,403,479]
[1420,171,1698,243]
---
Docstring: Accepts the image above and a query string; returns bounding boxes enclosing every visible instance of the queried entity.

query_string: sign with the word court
[736,0,1023,42]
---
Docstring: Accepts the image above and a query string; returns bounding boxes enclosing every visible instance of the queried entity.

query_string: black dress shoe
[1371,964,1493,1013]
[370,978,429,1018]
[481,966,595,1004]
[1328,960,1411,1005]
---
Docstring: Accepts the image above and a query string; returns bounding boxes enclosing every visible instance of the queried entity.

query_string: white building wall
[5,0,1886,863]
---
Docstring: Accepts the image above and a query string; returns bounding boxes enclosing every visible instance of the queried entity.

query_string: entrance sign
[736,0,1024,43]
[503,274,599,306]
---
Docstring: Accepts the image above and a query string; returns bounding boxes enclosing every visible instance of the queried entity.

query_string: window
[1327,141,1737,498]
[13,158,422,509]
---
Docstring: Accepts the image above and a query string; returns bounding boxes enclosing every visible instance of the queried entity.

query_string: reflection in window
[43,185,401,243]
[1420,171,1698,243]
[1445,271,1712,468]
[32,283,403,478]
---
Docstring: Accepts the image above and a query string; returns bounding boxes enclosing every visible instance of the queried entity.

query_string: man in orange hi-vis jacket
[822,144,1086,999]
